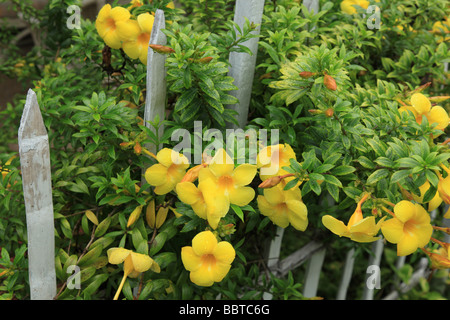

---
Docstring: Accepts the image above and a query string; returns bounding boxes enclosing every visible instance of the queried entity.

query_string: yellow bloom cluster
[399,93,449,132]
[95,1,174,65]
[141,143,307,286]
[340,0,379,15]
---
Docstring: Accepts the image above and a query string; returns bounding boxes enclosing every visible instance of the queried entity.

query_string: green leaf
[174,88,198,113]
[231,204,244,222]
[366,169,389,185]
[331,165,356,176]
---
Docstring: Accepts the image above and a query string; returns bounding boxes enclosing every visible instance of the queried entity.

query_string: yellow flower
[399,93,449,131]
[127,0,143,10]
[257,181,308,231]
[126,205,144,227]
[257,144,296,181]
[437,168,450,218]
[431,19,450,43]
[107,247,160,300]
[197,148,257,228]
[95,4,133,49]
[340,0,378,15]
[412,180,443,212]
[322,194,385,243]
[121,13,155,65]
[381,201,433,256]
[422,239,450,269]
[145,148,189,195]
[181,231,235,287]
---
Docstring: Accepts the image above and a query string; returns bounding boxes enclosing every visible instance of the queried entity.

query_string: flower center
[137,33,150,47]
[403,219,418,235]
[218,175,234,190]
[106,18,116,31]
[201,254,216,268]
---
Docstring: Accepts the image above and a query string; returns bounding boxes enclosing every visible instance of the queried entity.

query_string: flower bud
[299,71,316,79]
[146,200,156,229]
[149,44,175,54]
[325,108,334,117]
[127,205,144,228]
[324,73,337,91]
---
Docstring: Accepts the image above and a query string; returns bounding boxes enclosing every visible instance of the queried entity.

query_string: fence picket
[18,89,56,300]
[362,238,384,300]
[226,0,265,129]
[336,248,356,300]
[144,9,167,156]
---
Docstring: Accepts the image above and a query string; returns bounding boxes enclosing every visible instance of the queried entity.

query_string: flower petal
[232,164,257,186]
[181,246,202,271]
[213,241,235,265]
[137,12,155,34]
[428,106,449,130]
[176,182,201,205]
[107,247,131,265]
[145,163,168,186]
[381,218,404,244]
[192,231,218,256]
[393,200,416,223]
[322,215,349,237]
[286,201,308,231]
[397,233,419,256]
[411,93,431,114]
[110,6,131,22]
[130,252,153,273]
[209,148,235,177]
[116,19,140,42]
[228,186,255,206]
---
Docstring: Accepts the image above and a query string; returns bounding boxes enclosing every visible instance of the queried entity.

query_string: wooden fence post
[226,0,265,129]
[18,89,56,300]
[144,9,167,156]
[361,237,384,300]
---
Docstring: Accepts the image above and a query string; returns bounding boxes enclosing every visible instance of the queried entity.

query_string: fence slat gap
[226,0,265,129]
[18,89,57,300]
[144,9,167,157]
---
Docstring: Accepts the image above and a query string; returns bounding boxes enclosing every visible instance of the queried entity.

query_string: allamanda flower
[437,164,450,218]
[181,230,235,287]
[257,181,308,231]
[399,93,449,131]
[107,247,160,300]
[197,148,257,226]
[257,144,296,181]
[121,13,155,65]
[176,179,229,229]
[340,0,379,15]
[145,148,189,195]
[322,194,385,243]
[412,180,443,213]
[95,4,134,49]
[381,200,433,256]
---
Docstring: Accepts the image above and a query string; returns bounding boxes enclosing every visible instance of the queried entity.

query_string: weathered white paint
[336,248,355,300]
[18,89,56,300]
[303,247,326,298]
[144,9,167,155]
[362,237,384,300]
[226,0,265,129]
[262,226,284,300]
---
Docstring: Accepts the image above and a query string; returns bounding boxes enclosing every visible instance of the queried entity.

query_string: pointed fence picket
[17,1,448,300]
[18,89,57,300]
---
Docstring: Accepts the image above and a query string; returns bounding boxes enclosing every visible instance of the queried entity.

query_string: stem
[114,272,129,300]
[380,206,395,217]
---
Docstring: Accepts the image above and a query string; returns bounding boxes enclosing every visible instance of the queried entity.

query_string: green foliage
[0,0,449,301]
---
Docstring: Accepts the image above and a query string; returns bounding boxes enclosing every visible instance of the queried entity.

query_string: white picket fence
[17,0,449,300]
